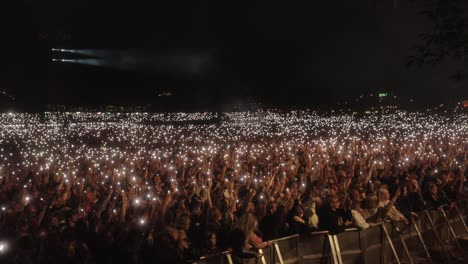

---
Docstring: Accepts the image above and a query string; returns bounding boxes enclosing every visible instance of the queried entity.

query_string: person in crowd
[200,230,220,257]
[287,199,314,235]
[233,213,272,250]
[318,194,353,234]
[350,200,377,230]
[377,188,408,224]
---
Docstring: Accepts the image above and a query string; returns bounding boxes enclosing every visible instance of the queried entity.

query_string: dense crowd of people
[0,108,466,263]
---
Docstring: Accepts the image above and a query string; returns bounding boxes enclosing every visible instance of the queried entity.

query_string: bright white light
[0,241,7,254]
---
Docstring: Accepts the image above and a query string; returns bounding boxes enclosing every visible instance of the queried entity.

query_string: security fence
[193,201,468,264]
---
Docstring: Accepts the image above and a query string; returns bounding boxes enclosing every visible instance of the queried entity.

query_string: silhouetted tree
[408,0,467,82]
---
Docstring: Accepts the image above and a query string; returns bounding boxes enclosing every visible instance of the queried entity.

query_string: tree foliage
[408,0,468,81]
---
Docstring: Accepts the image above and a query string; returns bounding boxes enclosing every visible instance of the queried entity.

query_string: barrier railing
[193,201,468,264]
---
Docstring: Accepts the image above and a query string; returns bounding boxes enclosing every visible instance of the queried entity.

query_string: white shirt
[351,209,370,230]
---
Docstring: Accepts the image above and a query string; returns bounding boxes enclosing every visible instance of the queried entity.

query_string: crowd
[0,109,466,263]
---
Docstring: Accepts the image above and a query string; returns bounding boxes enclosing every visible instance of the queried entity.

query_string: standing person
[318,194,352,234]
[377,188,408,224]
[233,214,272,250]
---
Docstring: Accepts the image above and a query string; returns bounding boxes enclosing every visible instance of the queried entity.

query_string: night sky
[2,1,466,108]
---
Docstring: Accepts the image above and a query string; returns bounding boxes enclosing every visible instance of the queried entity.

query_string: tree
[408,0,468,82]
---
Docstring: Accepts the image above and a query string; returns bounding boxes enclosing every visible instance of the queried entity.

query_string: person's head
[164,207,177,227]
[49,214,59,227]
[207,207,222,224]
[236,213,258,236]
[247,202,256,214]
[205,231,217,248]
[326,194,340,210]
[189,198,202,216]
[266,202,277,216]
[177,213,191,231]
[351,200,362,210]
[312,196,323,207]
[365,194,379,209]
[440,170,450,182]
[350,188,360,202]
[427,182,438,195]
[329,184,338,195]
[17,218,30,233]
[409,179,419,192]
[359,189,367,200]
[378,188,390,202]
[25,204,38,217]
[293,204,304,217]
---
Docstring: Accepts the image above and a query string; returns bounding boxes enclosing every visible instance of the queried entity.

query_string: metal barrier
[193,201,468,264]
[192,251,232,264]
[298,231,339,264]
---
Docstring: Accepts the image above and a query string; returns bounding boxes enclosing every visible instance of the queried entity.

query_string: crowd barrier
[193,201,468,264]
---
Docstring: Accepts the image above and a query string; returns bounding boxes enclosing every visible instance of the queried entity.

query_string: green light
[378,93,388,97]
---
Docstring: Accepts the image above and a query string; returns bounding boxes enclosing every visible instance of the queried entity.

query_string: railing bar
[339,249,362,255]
[194,203,468,264]
[311,231,330,235]
[282,257,299,264]
[270,234,301,243]
[302,254,328,260]
[361,243,383,252]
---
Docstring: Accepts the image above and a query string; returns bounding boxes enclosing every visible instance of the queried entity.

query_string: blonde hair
[234,213,258,237]
[378,188,389,201]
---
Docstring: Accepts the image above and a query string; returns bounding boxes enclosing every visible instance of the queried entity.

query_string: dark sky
[2,0,466,108]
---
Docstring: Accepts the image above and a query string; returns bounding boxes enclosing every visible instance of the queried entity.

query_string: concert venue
[2,1,468,264]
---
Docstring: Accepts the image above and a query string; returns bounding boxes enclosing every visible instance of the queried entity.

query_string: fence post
[296,236,300,264]
[422,210,455,260]
[454,204,468,234]
[411,215,433,264]
[257,249,267,264]
[226,253,233,264]
[438,206,462,249]
[327,234,340,264]
[331,235,343,264]
[381,223,401,264]
[392,223,414,264]
[358,230,364,264]
[273,242,284,264]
